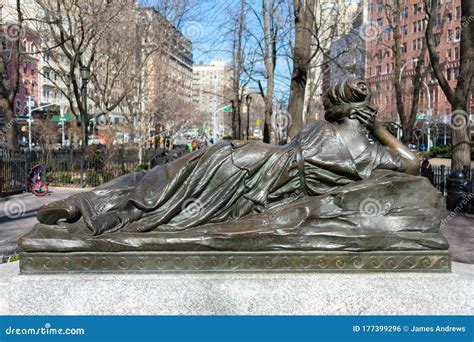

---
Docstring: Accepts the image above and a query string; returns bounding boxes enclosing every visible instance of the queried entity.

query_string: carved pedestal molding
[20,250,451,274]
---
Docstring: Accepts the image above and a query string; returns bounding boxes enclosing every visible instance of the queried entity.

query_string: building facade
[192,59,232,133]
[365,0,472,129]
[303,0,362,121]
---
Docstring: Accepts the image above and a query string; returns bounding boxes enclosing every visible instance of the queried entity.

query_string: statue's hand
[353,108,377,130]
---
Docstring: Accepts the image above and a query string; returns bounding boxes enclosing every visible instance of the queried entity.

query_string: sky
[138,0,293,103]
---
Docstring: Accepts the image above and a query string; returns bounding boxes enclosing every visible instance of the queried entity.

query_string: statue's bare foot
[37,199,81,225]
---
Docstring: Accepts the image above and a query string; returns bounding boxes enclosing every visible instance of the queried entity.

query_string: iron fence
[0,155,27,195]
[0,147,188,193]
[429,165,473,194]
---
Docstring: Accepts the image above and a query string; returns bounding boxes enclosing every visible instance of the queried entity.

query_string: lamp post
[80,66,90,149]
[245,94,252,140]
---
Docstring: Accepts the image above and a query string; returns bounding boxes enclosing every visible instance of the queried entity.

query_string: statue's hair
[324,79,376,123]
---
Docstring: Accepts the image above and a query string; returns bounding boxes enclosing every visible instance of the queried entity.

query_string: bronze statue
[19,79,449,273]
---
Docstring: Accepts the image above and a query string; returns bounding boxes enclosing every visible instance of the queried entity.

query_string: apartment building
[365,0,471,126]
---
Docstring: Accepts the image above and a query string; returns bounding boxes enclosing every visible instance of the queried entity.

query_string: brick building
[365,0,473,145]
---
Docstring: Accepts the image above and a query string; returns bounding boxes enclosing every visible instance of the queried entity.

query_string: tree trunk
[288,0,314,140]
[425,0,472,169]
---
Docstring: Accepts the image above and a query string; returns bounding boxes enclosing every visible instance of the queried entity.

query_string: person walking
[420,155,434,183]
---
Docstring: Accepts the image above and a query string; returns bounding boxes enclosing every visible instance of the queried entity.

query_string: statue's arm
[371,121,419,175]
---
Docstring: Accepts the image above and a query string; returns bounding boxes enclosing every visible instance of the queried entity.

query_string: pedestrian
[420,154,434,183]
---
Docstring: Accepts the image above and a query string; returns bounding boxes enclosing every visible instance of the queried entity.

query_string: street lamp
[80,66,90,148]
[245,94,252,140]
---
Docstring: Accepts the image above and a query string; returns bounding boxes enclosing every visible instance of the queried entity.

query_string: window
[413,22,417,33]
[376,65,382,74]
[455,6,461,20]
[447,68,451,81]
[454,67,459,80]
[434,33,441,44]
[377,18,383,26]
[448,29,452,41]
[401,42,407,53]
[447,48,452,58]
[454,27,460,41]
[412,39,417,51]
[455,47,459,60]
[447,12,452,22]
[23,62,28,74]
[402,24,408,35]
[402,7,408,18]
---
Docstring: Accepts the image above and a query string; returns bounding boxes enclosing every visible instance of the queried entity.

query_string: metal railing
[0,156,28,195]
[428,165,473,194]
[0,147,188,193]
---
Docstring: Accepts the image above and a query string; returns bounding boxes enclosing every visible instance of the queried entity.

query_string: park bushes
[429,143,474,160]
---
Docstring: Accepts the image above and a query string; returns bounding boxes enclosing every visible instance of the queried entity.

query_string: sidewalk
[0,187,86,262]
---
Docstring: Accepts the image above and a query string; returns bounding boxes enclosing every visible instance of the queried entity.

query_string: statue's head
[324,79,378,128]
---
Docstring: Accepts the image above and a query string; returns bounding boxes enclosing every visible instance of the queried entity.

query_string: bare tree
[287,0,314,139]
[0,0,22,151]
[231,0,246,140]
[286,0,362,139]
[424,0,473,169]
[383,0,430,144]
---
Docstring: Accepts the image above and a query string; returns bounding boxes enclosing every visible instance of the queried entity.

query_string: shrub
[102,171,115,183]
[85,172,100,186]
[45,160,56,173]
[59,172,72,184]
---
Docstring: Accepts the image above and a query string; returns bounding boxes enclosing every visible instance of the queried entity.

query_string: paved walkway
[0,187,85,262]
[1,188,473,264]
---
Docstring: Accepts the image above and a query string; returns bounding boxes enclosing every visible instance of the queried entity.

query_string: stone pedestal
[1,261,473,315]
